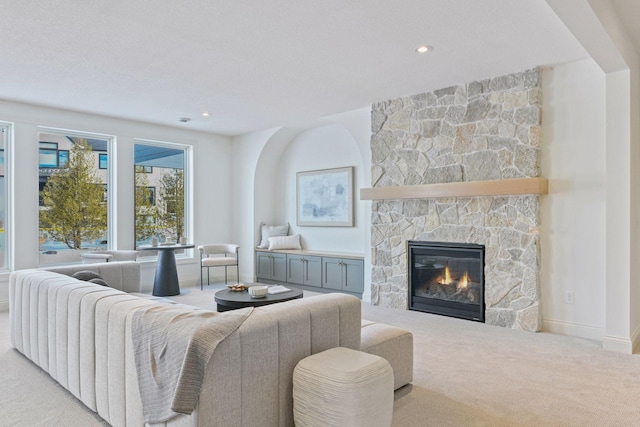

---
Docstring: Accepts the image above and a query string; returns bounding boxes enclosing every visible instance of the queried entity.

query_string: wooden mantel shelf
[359,178,548,201]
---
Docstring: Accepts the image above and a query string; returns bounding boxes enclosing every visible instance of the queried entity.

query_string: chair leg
[207,267,210,286]
[236,264,239,283]
[225,266,228,284]
[201,266,203,291]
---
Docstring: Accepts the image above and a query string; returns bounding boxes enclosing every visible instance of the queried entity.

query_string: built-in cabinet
[287,254,322,287]
[255,249,364,296]
[322,257,364,293]
[255,251,287,282]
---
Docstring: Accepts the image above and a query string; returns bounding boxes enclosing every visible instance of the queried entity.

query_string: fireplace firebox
[408,241,485,322]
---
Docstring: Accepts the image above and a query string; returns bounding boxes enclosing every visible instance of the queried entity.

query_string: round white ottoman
[293,347,394,427]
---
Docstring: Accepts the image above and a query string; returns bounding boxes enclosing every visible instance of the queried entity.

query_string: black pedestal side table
[139,244,195,296]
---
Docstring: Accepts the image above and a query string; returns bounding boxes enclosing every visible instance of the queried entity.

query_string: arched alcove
[244,110,372,300]
[255,123,365,249]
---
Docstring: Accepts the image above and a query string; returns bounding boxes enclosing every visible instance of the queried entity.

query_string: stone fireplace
[369,68,541,331]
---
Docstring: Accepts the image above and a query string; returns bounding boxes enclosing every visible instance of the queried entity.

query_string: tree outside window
[38,133,109,265]
[134,143,187,248]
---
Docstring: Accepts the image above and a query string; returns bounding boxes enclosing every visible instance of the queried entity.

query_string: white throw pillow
[268,234,302,251]
[257,222,289,248]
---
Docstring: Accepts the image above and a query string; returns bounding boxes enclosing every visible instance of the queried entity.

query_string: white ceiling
[0,1,594,136]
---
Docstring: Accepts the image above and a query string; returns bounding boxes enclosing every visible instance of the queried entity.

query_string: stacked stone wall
[370,68,541,331]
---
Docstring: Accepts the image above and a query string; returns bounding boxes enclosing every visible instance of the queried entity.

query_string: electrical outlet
[565,291,575,304]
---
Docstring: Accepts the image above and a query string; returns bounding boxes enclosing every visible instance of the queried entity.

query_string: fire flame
[458,272,469,290]
[441,266,452,285]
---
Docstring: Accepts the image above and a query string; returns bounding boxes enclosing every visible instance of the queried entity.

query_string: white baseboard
[599,324,640,354]
[542,318,605,342]
[603,335,633,354]
[545,321,640,354]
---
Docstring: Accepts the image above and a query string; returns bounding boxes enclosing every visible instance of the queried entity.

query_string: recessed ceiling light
[415,45,433,54]
[202,112,210,117]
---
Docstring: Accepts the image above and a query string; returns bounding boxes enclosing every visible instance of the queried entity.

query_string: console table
[139,244,195,296]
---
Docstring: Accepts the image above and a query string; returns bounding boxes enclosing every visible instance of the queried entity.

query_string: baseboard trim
[542,318,604,342]
[603,334,633,354]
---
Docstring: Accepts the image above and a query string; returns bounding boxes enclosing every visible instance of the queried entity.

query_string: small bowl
[248,285,268,298]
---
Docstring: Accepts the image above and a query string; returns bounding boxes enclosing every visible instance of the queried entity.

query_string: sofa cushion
[88,278,109,287]
[72,270,105,282]
[46,261,141,293]
[72,271,109,287]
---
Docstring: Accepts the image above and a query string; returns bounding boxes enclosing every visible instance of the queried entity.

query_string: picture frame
[297,166,354,227]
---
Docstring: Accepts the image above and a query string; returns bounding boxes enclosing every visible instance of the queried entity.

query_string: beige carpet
[2,282,640,426]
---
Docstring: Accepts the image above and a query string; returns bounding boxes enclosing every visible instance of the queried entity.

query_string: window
[135,165,153,173]
[39,142,58,168]
[99,153,108,169]
[58,150,69,167]
[0,124,10,270]
[134,141,189,249]
[38,131,112,265]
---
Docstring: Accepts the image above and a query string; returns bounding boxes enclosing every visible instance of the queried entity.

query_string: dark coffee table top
[214,286,303,312]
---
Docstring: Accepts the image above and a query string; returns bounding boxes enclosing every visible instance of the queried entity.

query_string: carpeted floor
[3,282,640,426]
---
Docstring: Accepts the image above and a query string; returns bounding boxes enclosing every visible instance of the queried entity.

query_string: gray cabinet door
[343,258,364,293]
[288,254,322,287]
[272,253,287,282]
[303,256,322,287]
[256,252,272,280]
[256,252,287,281]
[322,257,364,293]
[287,254,304,284]
[322,257,344,290]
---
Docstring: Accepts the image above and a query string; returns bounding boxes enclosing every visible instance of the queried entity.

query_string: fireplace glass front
[408,241,485,322]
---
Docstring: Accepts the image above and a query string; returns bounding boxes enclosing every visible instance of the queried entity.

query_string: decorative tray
[227,283,248,292]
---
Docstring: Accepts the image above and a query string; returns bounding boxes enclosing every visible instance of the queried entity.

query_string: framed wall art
[297,166,354,227]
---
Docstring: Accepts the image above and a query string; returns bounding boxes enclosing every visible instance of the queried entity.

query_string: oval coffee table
[215,286,303,312]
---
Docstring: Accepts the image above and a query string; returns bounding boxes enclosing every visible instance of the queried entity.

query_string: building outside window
[38,131,111,265]
[134,142,189,251]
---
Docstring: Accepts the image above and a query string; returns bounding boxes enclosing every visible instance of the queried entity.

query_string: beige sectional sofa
[9,262,412,426]
[10,265,362,426]
[44,261,141,292]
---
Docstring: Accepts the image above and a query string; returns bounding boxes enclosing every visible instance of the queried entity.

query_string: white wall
[231,126,280,283]
[586,0,640,353]
[540,59,607,340]
[276,124,365,253]
[0,99,233,308]
[545,0,640,352]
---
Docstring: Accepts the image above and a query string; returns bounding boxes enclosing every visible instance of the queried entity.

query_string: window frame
[37,128,116,266]
[0,122,12,271]
[133,139,192,259]
[98,153,108,169]
[38,142,59,168]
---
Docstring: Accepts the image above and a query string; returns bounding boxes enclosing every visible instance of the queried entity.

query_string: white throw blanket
[132,305,253,423]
